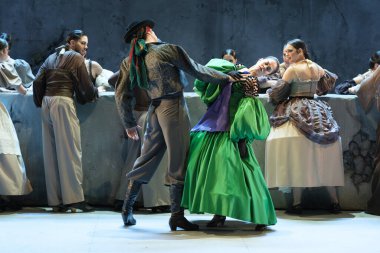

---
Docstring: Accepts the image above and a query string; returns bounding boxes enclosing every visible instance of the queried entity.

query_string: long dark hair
[286,38,310,60]
[0,38,8,51]
[369,51,380,70]
[0,33,12,50]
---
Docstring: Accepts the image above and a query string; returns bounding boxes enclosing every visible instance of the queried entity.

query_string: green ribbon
[129,36,149,90]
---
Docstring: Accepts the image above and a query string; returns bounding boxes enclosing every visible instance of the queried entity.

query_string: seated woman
[335,50,380,95]
[0,38,33,211]
[85,57,114,92]
[182,54,279,230]
[0,32,34,90]
[265,39,344,214]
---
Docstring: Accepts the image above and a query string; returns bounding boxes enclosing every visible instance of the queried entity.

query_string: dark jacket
[115,42,230,129]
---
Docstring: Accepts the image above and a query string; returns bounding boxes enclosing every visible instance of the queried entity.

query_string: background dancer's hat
[124,19,155,43]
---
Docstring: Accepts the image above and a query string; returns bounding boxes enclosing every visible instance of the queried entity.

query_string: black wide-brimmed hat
[124,19,155,43]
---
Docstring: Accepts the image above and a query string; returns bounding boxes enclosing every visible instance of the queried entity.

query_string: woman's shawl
[191,83,232,132]
[193,58,237,106]
[191,58,237,132]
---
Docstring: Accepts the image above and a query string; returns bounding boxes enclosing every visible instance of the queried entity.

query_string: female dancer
[265,39,344,214]
[182,53,278,230]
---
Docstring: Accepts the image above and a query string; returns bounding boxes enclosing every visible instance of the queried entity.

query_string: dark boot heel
[285,204,303,215]
[122,211,136,226]
[330,202,341,214]
[169,219,177,231]
[206,215,226,227]
[169,215,199,231]
[169,184,199,231]
[121,181,142,226]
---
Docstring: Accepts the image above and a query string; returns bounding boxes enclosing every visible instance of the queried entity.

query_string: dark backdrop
[1,0,379,91]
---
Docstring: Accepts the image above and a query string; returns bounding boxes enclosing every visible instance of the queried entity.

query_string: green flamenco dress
[182,59,277,225]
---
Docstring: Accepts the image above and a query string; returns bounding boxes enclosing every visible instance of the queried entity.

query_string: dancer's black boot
[121,181,142,226]
[168,184,199,231]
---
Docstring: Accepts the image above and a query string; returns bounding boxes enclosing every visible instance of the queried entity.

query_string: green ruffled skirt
[182,97,277,225]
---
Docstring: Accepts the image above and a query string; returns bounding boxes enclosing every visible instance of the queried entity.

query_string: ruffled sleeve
[316,69,337,96]
[230,97,270,142]
[0,58,22,89]
[267,79,291,105]
[14,59,35,88]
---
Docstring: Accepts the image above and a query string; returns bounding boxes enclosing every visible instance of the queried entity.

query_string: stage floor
[0,209,378,253]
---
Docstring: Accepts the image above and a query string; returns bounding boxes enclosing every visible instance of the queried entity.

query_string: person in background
[265,39,344,214]
[55,42,114,93]
[33,29,98,213]
[0,33,34,90]
[354,61,380,215]
[85,55,114,92]
[279,46,291,77]
[221,48,238,64]
[335,50,380,95]
[0,38,33,211]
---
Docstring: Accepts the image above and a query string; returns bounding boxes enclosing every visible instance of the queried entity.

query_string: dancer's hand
[241,76,259,97]
[228,70,243,80]
[126,126,141,141]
